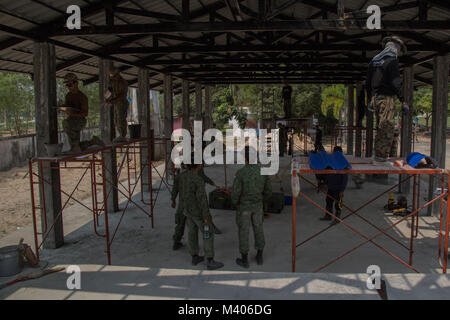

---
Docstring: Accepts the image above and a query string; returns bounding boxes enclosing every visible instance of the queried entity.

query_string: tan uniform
[111,77,129,137]
[62,91,88,148]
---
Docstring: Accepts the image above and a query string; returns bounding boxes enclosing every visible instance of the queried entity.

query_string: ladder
[260,86,275,129]
[260,86,276,154]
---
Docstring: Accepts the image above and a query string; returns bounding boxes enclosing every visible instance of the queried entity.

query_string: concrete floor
[1,156,449,299]
[1,265,450,300]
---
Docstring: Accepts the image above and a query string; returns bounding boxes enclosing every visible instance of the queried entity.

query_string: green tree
[293,84,323,117]
[212,103,247,131]
[0,72,34,136]
[414,86,432,131]
[320,85,346,120]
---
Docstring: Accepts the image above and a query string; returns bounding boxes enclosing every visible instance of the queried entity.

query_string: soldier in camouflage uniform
[171,164,188,250]
[60,73,104,153]
[389,127,400,157]
[108,67,129,142]
[179,161,224,270]
[231,146,272,268]
[366,36,409,164]
[171,163,222,251]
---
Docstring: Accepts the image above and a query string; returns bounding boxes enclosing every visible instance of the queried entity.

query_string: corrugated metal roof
[0,0,448,90]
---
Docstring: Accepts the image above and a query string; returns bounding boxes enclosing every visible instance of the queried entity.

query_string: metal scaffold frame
[290,157,450,274]
[28,137,171,265]
[331,125,373,153]
[330,125,419,155]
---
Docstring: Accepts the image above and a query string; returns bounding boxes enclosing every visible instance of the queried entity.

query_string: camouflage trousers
[63,117,86,148]
[373,95,396,159]
[236,208,265,254]
[279,139,287,156]
[173,210,186,242]
[283,98,292,118]
[186,215,215,258]
[114,101,128,138]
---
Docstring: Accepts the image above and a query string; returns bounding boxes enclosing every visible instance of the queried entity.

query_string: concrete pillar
[355,83,363,157]
[204,86,212,129]
[164,74,174,174]
[428,56,449,215]
[99,58,119,212]
[346,84,354,155]
[33,41,63,249]
[137,68,151,192]
[399,66,414,195]
[182,79,190,130]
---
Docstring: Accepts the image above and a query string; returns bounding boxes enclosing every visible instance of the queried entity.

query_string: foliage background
[0,72,447,137]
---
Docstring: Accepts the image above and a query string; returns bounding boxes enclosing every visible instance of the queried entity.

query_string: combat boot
[330,211,341,226]
[319,214,332,221]
[207,258,224,270]
[256,250,263,265]
[192,255,204,266]
[173,241,183,250]
[236,253,249,268]
[213,223,222,235]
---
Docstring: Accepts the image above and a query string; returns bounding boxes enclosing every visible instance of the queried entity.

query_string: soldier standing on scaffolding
[282,80,292,119]
[366,36,409,165]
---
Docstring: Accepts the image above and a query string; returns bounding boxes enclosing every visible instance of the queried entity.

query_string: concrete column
[99,58,119,212]
[195,83,203,122]
[33,41,63,249]
[346,84,354,155]
[428,56,449,215]
[355,83,363,157]
[204,86,212,129]
[399,66,414,195]
[182,80,190,130]
[137,68,151,192]
[164,74,174,173]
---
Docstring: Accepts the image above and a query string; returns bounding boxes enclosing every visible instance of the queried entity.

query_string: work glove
[401,102,409,116]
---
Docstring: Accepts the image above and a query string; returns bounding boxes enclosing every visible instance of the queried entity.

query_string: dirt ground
[0,158,163,239]
[0,130,447,240]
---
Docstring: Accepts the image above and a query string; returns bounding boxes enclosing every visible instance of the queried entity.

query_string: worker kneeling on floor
[231,146,272,268]
[179,154,224,270]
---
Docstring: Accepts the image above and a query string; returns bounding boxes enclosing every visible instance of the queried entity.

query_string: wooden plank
[33,41,63,249]
[195,83,202,121]
[347,84,354,155]
[399,66,414,195]
[138,68,151,192]
[182,80,190,130]
[99,58,119,212]
[428,55,449,215]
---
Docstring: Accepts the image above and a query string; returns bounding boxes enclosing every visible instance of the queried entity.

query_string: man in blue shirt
[319,146,348,225]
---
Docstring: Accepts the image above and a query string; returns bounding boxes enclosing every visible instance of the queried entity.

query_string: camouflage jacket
[171,166,213,213]
[231,164,272,212]
[199,167,214,186]
[111,77,129,106]
[171,170,187,213]
[179,170,210,220]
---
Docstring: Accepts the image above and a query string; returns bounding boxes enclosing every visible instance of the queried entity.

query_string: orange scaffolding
[290,157,450,274]
[28,137,171,265]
